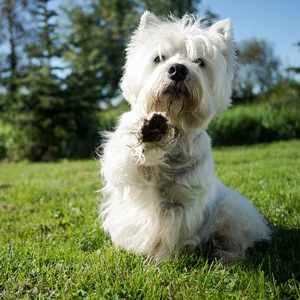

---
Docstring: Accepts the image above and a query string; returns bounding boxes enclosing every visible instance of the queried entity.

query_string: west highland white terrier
[99,11,271,261]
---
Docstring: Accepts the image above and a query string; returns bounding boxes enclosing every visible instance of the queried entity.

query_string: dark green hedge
[1,103,300,161]
[207,105,300,146]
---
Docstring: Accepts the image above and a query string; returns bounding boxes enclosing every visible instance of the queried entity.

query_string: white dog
[99,11,271,261]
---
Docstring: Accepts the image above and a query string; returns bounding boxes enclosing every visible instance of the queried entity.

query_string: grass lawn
[0,140,299,299]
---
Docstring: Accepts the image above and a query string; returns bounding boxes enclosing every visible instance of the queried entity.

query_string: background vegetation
[1,1,299,298]
[0,0,299,161]
[0,140,299,299]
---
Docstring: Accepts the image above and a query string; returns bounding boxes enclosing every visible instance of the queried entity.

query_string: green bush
[0,121,12,160]
[208,104,300,146]
[0,121,24,161]
[98,110,119,131]
[97,100,130,132]
[0,116,101,162]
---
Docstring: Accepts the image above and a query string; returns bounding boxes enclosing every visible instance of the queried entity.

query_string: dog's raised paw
[141,113,169,143]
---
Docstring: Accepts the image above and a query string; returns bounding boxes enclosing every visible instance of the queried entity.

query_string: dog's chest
[156,145,199,205]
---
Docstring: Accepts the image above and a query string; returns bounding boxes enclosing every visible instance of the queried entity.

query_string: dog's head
[121,11,236,131]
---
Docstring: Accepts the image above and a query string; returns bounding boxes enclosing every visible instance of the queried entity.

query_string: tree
[141,0,200,17]
[233,38,280,102]
[287,40,300,74]
[10,0,107,161]
[6,0,67,160]
[25,0,62,71]
[62,0,139,105]
[0,0,33,110]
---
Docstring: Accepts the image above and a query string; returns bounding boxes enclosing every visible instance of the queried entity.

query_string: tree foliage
[6,0,68,160]
[141,0,200,17]
[233,38,280,103]
[287,40,300,74]
[9,0,108,161]
[0,0,33,109]
[62,0,139,104]
[0,0,291,160]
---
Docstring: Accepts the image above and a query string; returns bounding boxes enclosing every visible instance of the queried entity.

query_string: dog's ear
[208,19,236,117]
[209,19,233,46]
[209,18,236,76]
[138,11,160,31]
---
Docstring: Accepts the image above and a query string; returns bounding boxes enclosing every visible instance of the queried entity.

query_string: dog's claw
[141,113,169,143]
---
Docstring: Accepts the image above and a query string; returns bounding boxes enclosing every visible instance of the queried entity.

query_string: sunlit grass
[0,140,299,299]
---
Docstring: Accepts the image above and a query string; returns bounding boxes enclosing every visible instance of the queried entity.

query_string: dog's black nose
[168,63,189,82]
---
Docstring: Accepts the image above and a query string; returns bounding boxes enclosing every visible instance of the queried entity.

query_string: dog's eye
[154,56,166,63]
[193,58,205,67]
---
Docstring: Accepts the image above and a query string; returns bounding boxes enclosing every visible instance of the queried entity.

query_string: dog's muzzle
[168,64,189,83]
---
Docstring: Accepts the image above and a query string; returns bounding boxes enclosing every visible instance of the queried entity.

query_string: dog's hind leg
[210,182,271,261]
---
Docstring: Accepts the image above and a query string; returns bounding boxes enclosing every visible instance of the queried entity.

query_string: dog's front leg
[100,110,178,256]
[101,110,176,188]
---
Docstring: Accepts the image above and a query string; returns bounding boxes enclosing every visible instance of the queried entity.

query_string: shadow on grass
[174,226,300,286]
[246,226,300,283]
[96,224,300,287]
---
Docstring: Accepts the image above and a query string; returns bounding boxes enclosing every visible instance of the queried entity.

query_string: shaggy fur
[99,11,271,261]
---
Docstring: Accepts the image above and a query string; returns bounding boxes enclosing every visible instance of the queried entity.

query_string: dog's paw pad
[141,113,169,143]
[148,114,166,129]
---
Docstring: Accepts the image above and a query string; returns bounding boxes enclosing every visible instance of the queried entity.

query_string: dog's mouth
[162,82,191,99]
[153,81,197,117]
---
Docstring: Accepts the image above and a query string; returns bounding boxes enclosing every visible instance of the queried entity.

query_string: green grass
[0,140,300,299]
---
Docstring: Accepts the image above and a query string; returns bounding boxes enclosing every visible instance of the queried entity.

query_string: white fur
[99,12,271,261]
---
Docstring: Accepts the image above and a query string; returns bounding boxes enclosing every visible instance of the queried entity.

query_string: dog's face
[121,11,236,131]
